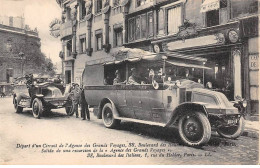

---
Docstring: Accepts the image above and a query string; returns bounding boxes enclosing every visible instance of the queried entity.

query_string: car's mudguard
[97,98,119,119]
[165,102,208,127]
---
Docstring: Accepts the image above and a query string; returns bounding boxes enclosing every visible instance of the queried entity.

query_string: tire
[102,103,120,128]
[217,116,245,139]
[32,98,43,119]
[65,97,74,116]
[13,97,23,113]
[178,112,211,146]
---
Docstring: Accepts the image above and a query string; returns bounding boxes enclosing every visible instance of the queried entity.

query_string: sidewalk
[243,120,259,139]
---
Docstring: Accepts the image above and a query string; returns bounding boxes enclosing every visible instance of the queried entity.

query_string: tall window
[113,0,121,7]
[95,0,103,14]
[167,5,182,35]
[205,0,227,27]
[95,30,103,51]
[231,0,258,18]
[79,35,86,53]
[80,0,86,19]
[114,28,123,47]
[136,0,148,7]
[127,11,154,42]
[66,39,72,57]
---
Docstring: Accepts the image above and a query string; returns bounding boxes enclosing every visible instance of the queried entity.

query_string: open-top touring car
[12,74,74,118]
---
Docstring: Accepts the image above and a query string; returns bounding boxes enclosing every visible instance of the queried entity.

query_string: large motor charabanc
[12,74,74,118]
[82,49,246,146]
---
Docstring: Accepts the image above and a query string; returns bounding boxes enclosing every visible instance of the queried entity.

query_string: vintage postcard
[0,0,259,165]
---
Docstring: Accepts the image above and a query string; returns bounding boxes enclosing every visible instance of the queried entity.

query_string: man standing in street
[70,83,81,118]
[80,86,90,120]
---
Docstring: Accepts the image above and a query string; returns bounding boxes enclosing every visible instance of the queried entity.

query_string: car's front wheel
[178,112,211,146]
[102,103,120,128]
[217,116,245,139]
[13,97,23,113]
[32,98,43,119]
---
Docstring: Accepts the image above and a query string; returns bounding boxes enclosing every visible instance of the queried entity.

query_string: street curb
[242,129,259,139]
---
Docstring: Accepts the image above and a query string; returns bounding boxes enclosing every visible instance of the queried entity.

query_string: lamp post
[19,52,25,76]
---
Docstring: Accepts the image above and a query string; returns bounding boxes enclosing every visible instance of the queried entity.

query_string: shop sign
[49,18,62,38]
[165,33,225,51]
[249,54,259,70]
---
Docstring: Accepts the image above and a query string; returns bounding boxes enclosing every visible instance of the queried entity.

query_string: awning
[162,52,207,62]
[166,60,212,70]
[200,0,220,13]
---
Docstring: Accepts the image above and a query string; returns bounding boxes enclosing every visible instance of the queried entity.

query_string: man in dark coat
[69,83,81,118]
[80,87,90,120]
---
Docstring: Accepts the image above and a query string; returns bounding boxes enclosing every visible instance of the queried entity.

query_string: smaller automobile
[12,74,73,118]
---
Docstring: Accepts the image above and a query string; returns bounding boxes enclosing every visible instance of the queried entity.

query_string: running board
[115,117,166,127]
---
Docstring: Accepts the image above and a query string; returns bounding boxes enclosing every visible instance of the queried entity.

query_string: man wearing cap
[80,87,90,120]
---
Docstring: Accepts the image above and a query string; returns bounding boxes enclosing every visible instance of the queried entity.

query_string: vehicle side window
[192,93,217,105]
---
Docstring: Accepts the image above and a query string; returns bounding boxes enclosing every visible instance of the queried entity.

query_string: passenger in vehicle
[113,70,121,85]
[128,68,141,84]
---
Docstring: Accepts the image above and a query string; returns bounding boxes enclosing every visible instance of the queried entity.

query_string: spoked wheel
[217,117,245,139]
[13,97,23,113]
[32,98,43,119]
[65,97,74,116]
[178,112,211,146]
[102,103,120,128]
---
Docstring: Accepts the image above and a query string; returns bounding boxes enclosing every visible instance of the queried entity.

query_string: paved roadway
[0,97,258,165]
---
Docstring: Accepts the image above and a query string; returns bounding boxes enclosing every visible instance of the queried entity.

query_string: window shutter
[167,6,182,34]
[135,16,141,40]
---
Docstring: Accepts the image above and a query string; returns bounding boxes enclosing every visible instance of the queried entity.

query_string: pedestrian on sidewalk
[80,86,90,120]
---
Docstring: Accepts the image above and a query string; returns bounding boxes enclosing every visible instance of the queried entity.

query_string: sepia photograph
[0,0,259,165]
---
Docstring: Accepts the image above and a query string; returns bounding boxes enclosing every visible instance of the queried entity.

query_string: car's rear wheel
[217,116,245,139]
[178,112,211,146]
[65,97,74,116]
[13,97,23,113]
[32,98,43,119]
[102,103,120,128]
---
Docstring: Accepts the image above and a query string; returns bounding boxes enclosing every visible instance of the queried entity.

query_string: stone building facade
[56,0,258,117]
[0,16,40,83]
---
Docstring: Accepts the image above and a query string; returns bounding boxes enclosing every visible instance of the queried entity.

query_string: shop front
[152,21,243,102]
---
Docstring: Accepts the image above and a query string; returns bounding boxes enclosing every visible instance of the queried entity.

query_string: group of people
[69,83,90,120]
[113,68,149,85]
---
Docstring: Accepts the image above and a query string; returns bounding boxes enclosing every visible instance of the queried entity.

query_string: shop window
[205,0,227,27]
[95,30,103,51]
[95,0,103,14]
[114,28,123,47]
[231,0,258,18]
[136,0,148,7]
[79,0,86,20]
[79,34,86,53]
[167,5,182,35]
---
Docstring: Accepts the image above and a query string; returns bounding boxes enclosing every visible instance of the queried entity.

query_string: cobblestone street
[0,97,258,165]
